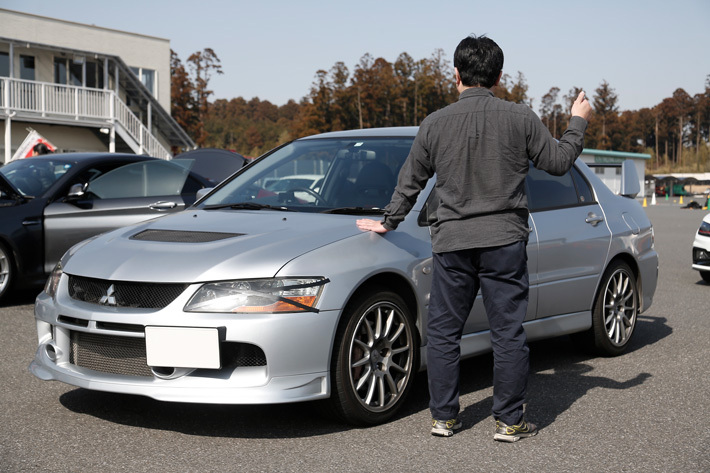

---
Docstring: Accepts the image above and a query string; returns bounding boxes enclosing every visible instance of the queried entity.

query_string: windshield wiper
[203,202,295,212]
[321,207,385,215]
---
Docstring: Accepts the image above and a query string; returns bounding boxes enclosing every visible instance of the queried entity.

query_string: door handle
[149,201,178,210]
[585,212,604,226]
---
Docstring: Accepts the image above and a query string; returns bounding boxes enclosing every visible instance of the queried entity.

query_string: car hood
[63,209,364,283]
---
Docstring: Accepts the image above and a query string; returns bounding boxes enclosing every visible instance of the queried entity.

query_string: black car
[0,153,216,302]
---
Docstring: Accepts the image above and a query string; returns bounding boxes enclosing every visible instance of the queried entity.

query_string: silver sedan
[30,127,658,425]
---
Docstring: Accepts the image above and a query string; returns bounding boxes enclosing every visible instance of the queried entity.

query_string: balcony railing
[1,77,171,159]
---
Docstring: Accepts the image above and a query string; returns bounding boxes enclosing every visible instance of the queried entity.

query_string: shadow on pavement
[0,287,42,307]
[58,315,671,438]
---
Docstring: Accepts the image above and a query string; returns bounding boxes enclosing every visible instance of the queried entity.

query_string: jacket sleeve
[381,126,434,231]
[527,113,588,176]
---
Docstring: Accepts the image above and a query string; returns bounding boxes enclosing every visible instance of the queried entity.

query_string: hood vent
[131,229,244,243]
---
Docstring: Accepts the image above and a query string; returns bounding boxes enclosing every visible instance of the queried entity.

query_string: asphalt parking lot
[1,201,709,472]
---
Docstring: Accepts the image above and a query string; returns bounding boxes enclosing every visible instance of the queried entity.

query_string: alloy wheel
[602,267,637,347]
[347,300,414,413]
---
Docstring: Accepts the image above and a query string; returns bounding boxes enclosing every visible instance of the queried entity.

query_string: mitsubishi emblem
[99,284,117,306]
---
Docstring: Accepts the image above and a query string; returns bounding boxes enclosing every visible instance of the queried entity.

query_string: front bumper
[30,284,339,404]
[692,232,710,273]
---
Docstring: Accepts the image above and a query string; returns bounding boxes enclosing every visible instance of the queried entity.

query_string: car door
[42,160,201,272]
[0,174,48,280]
[526,164,611,318]
[417,186,539,335]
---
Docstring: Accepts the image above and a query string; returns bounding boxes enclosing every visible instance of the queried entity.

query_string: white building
[579,149,651,198]
[0,8,194,163]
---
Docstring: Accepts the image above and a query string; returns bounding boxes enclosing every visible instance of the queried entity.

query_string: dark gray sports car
[0,153,223,302]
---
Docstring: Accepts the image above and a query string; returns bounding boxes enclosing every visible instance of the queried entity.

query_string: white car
[692,213,710,283]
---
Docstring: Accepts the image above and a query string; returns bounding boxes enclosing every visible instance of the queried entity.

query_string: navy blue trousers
[427,241,530,426]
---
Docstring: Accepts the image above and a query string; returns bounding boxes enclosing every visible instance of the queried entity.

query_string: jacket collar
[458,87,494,100]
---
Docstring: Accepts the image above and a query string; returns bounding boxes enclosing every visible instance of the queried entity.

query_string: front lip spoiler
[29,348,330,405]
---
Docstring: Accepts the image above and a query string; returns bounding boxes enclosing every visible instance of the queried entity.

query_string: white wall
[0,9,171,110]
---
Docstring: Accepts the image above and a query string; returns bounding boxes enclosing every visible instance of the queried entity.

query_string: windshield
[0,159,73,197]
[198,137,414,214]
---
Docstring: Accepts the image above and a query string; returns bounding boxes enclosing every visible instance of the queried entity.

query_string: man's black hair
[454,35,504,88]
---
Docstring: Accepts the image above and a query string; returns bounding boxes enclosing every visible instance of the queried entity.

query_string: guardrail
[1,77,170,159]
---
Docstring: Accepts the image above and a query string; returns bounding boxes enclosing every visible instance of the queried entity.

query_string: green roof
[581,149,652,160]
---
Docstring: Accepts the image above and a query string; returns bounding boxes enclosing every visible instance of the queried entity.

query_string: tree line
[171,48,710,172]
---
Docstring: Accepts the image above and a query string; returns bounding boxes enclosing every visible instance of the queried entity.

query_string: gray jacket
[382,87,588,252]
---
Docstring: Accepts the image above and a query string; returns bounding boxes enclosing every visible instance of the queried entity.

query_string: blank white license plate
[145,327,220,369]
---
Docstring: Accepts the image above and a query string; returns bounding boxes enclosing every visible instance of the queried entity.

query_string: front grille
[69,331,267,377]
[70,331,152,377]
[68,276,188,309]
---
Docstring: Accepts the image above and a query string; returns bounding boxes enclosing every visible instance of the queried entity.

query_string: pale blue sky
[3,0,709,112]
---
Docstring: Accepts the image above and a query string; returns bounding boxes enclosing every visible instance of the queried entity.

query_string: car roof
[298,126,419,140]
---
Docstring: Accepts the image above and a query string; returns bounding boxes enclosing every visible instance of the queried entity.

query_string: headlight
[184,277,328,313]
[699,221,710,237]
[44,262,62,299]
[43,236,100,299]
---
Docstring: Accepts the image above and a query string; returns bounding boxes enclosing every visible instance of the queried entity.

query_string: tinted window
[526,166,579,211]
[0,159,72,197]
[571,167,594,204]
[88,161,191,199]
[201,137,413,212]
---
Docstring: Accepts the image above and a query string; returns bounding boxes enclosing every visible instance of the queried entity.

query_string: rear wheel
[575,260,638,356]
[327,289,418,425]
[0,242,14,302]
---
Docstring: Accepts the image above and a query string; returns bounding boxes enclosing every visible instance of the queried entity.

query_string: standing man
[356,34,592,442]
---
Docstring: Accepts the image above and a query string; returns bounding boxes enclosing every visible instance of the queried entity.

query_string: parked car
[0,153,216,302]
[692,213,710,283]
[30,128,658,426]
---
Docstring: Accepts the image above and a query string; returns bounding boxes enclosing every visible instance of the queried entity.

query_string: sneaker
[431,418,462,437]
[493,419,538,442]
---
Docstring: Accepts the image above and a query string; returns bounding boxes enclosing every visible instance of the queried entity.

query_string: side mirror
[67,183,86,199]
[196,187,214,202]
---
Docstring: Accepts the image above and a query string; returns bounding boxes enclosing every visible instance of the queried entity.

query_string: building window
[0,52,9,77]
[69,58,83,86]
[85,60,104,89]
[594,167,605,175]
[54,56,104,88]
[130,66,156,96]
[20,55,35,80]
[54,57,67,84]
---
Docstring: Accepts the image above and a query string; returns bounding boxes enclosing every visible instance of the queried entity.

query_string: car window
[571,166,595,204]
[526,165,582,211]
[418,164,594,225]
[0,159,72,197]
[201,137,413,212]
[87,160,190,199]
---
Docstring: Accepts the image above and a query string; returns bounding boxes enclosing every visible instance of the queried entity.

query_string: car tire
[326,288,418,425]
[0,241,13,302]
[700,271,710,284]
[574,260,638,356]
